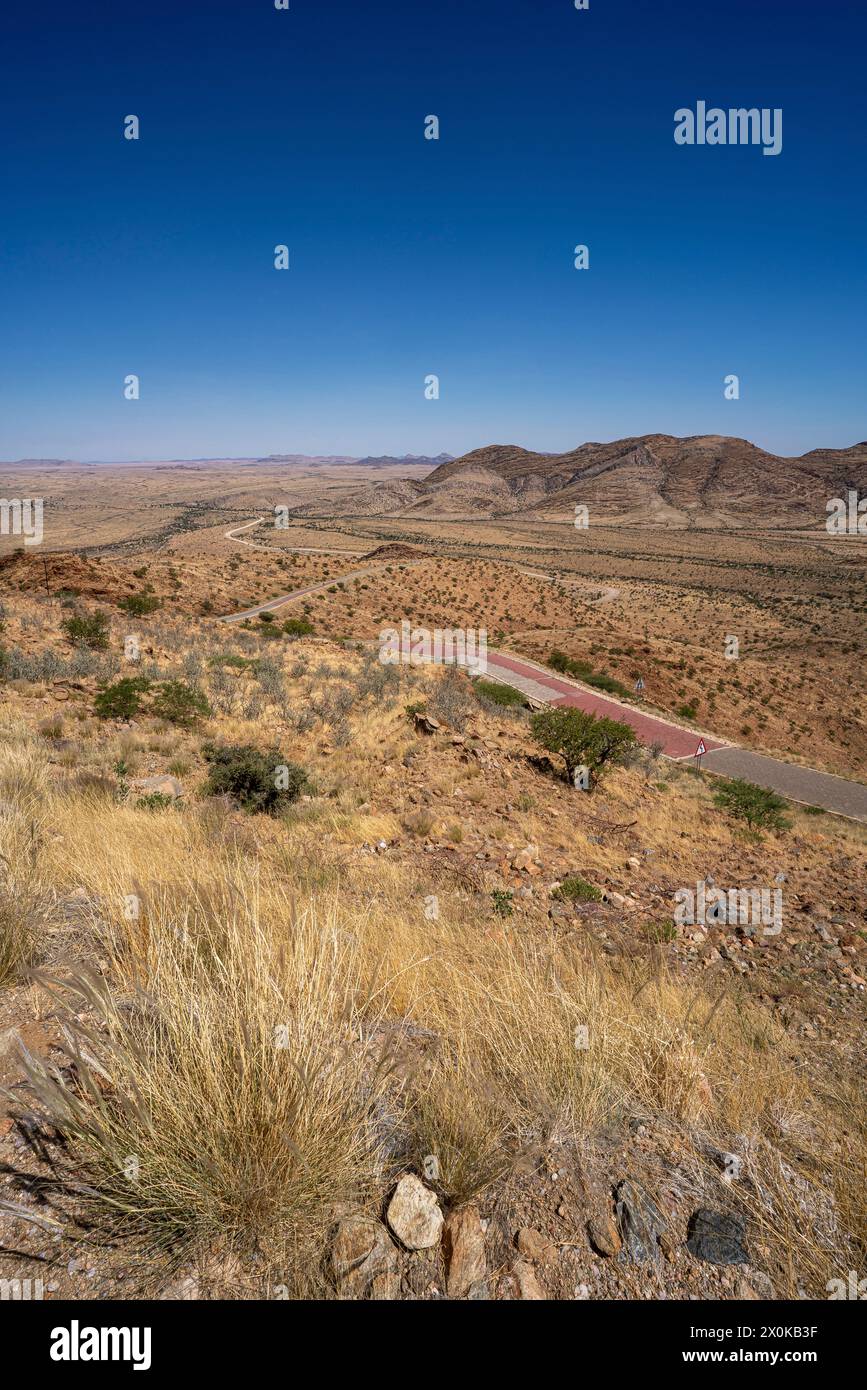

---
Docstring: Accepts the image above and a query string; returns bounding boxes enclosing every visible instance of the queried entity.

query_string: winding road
[218,520,867,822]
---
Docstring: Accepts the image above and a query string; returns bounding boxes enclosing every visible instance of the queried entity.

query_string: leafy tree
[530,707,638,786]
[94,677,151,720]
[151,680,211,727]
[62,610,110,650]
[202,743,307,815]
[713,778,791,833]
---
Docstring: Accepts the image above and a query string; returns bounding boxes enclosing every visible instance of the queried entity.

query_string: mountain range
[289,434,867,529]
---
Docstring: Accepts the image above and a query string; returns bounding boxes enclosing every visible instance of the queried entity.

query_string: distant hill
[296,434,867,528]
[0,453,453,469]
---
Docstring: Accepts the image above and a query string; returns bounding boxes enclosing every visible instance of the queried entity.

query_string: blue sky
[1,0,864,461]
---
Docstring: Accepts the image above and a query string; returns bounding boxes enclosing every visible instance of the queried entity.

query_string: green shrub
[552,876,602,903]
[713,778,791,833]
[283,617,314,637]
[62,610,110,650]
[474,679,524,707]
[136,792,175,811]
[490,889,514,918]
[642,920,678,943]
[202,743,307,815]
[151,681,211,728]
[94,677,151,720]
[530,707,638,787]
[118,594,161,616]
[585,672,630,697]
[546,649,629,697]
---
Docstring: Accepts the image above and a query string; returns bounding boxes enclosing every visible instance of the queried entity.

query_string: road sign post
[694,737,707,768]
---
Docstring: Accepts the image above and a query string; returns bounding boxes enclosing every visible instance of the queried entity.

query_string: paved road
[219,523,867,822]
[700,746,867,821]
[485,651,726,759]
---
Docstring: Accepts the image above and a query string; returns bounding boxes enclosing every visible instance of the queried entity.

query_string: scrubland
[0,594,864,1299]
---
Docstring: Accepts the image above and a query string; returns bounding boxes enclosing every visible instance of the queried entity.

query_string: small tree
[62,610,110,650]
[713,778,791,833]
[94,677,151,720]
[530,707,638,787]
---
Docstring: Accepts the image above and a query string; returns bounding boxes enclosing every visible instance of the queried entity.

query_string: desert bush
[62,610,110,650]
[402,809,435,838]
[552,875,601,903]
[255,656,286,703]
[202,743,307,815]
[151,681,211,728]
[713,778,791,833]
[94,677,151,720]
[283,617,314,637]
[118,593,161,616]
[473,679,524,708]
[547,648,630,697]
[427,667,476,731]
[182,651,204,689]
[136,792,175,812]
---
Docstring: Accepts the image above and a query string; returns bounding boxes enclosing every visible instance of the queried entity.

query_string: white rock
[386,1173,444,1250]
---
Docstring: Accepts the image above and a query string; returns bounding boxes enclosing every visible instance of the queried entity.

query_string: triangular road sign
[694,738,707,757]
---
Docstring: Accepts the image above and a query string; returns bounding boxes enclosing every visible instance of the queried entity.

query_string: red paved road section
[486,652,725,759]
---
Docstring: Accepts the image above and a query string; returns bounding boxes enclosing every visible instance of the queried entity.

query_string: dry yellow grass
[1,703,863,1295]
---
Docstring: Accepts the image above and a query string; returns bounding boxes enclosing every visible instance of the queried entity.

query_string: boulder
[133,774,184,800]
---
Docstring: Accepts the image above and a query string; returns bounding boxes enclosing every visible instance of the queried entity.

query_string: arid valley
[0,437,865,1306]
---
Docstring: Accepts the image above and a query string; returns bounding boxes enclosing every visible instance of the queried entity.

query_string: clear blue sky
[1,0,864,461]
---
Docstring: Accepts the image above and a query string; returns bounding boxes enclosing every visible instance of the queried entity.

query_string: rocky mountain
[297,435,867,528]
